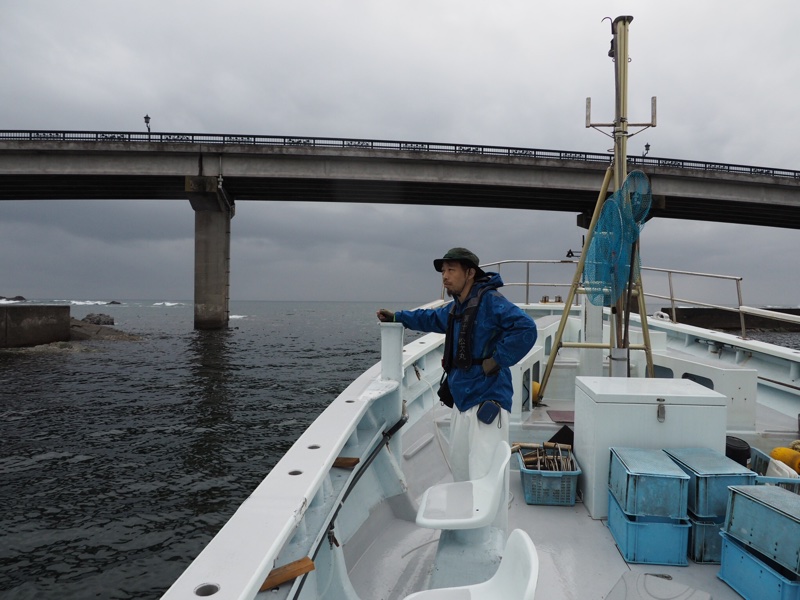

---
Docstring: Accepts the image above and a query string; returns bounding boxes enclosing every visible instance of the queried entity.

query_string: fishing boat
[162,17,800,600]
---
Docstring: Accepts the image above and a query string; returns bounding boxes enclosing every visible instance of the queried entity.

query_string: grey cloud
[1,1,798,305]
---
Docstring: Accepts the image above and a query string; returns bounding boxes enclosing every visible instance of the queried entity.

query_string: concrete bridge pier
[186,176,234,330]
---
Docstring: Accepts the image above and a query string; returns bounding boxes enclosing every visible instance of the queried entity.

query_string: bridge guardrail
[2,130,798,181]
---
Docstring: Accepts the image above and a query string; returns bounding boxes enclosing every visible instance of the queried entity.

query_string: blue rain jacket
[394,273,537,412]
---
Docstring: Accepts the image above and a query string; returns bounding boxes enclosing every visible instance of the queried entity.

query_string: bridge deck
[1,132,799,229]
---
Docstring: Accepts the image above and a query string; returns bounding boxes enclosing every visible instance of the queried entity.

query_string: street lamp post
[144,114,151,140]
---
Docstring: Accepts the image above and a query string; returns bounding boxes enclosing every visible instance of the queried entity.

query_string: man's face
[441,261,472,298]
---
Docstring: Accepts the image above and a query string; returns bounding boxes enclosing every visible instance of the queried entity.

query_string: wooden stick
[512,442,543,449]
[333,457,360,469]
[512,442,572,451]
[260,557,315,591]
[543,442,572,451]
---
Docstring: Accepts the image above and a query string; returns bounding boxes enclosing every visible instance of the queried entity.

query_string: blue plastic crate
[607,490,690,566]
[751,448,800,495]
[719,532,800,600]
[724,485,800,575]
[688,512,724,564]
[516,451,581,506]
[665,447,756,519]
[609,447,689,519]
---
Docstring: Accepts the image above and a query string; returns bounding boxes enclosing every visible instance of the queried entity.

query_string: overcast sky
[1,1,798,307]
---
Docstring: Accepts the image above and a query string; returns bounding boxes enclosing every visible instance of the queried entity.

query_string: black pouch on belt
[476,400,501,425]
[437,373,454,408]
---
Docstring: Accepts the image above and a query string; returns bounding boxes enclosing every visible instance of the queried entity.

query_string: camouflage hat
[433,247,485,276]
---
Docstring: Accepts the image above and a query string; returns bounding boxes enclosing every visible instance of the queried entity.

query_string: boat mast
[611,16,632,195]
[608,16,656,376]
[535,16,656,402]
[610,16,632,351]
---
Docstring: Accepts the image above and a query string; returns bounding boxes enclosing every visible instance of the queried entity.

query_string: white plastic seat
[416,440,510,530]
[402,529,539,599]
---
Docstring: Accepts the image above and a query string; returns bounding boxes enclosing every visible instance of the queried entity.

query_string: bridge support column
[186,176,234,330]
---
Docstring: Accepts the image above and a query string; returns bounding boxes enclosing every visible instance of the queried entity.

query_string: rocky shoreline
[69,316,141,342]
[1,311,140,353]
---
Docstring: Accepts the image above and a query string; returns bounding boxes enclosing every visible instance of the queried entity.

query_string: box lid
[728,485,800,521]
[576,376,727,406]
[664,447,755,477]
[611,447,690,479]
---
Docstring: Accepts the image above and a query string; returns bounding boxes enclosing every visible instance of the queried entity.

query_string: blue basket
[607,491,690,566]
[609,447,689,519]
[665,447,756,519]
[724,485,800,575]
[719,532,800,600]
[688,512,724,564]
[516,451,581,506]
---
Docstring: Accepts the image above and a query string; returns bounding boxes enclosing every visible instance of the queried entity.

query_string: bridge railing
[471,259,797,338]
[2,130,799,180]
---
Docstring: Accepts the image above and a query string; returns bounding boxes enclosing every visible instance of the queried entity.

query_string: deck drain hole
[308,444,320,449]
[289,470,303,476]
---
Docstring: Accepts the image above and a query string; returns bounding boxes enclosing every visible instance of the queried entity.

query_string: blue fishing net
[583,170,652,306]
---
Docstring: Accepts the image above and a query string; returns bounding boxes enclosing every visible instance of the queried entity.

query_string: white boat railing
[471,259,797,339]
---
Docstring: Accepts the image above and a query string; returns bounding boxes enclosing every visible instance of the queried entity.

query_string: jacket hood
[475,271,504,290]
[452,272,502,305]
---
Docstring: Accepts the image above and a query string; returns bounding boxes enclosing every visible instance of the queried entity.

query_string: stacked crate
[719,485,800,600]
[664,447,756,564]
[607,447,691,566]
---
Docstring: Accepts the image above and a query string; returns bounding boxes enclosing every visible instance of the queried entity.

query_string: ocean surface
[1,299,798,600]
[0,300,423,600]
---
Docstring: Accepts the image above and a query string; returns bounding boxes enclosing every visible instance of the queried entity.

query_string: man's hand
[482,356,500,376]
[377,309,395,323]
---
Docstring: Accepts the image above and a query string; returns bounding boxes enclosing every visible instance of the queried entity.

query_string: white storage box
[574,377,727,519]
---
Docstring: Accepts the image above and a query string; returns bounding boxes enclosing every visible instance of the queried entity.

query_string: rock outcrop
[70,318,140,341]
[82,313,115,325]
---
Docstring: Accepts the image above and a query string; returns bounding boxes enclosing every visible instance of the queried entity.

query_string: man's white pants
[448,404,509,482]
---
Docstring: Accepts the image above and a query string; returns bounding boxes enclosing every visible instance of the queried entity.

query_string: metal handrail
[481,259,579,304]
[472,259,797,339]
[2,130,799,180]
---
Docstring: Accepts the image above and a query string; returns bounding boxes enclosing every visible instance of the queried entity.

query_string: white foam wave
[230,315,246,319]
[70,300,112,306]
[152,302,185,307]
[0,298,22,304]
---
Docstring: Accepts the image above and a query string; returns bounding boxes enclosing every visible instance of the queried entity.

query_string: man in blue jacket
[377,248,537,481]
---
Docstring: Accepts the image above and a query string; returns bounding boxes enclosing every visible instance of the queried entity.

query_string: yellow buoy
[770,447,800,474]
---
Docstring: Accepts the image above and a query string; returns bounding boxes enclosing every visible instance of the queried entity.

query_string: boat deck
[343,399,798,599]
[346,459,742,599]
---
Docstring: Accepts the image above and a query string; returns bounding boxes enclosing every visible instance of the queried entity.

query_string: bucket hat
[433,247,485,277]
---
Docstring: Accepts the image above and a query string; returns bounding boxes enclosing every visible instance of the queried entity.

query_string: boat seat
[416,440,510,530]
[402,529,539,599]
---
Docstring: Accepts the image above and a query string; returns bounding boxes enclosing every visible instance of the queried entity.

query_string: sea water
[0,300,422,600]
[1,300,797,599]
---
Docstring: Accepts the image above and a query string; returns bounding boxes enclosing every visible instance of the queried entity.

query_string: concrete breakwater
[0,305,70,348]
[0,305,138,348]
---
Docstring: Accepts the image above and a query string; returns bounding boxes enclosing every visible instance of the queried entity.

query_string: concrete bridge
[2,130,799,328]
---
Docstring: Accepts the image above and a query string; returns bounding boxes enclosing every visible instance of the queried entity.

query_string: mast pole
[611,16,633,352]
[536,15,658,401]
[612,16,633,192]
